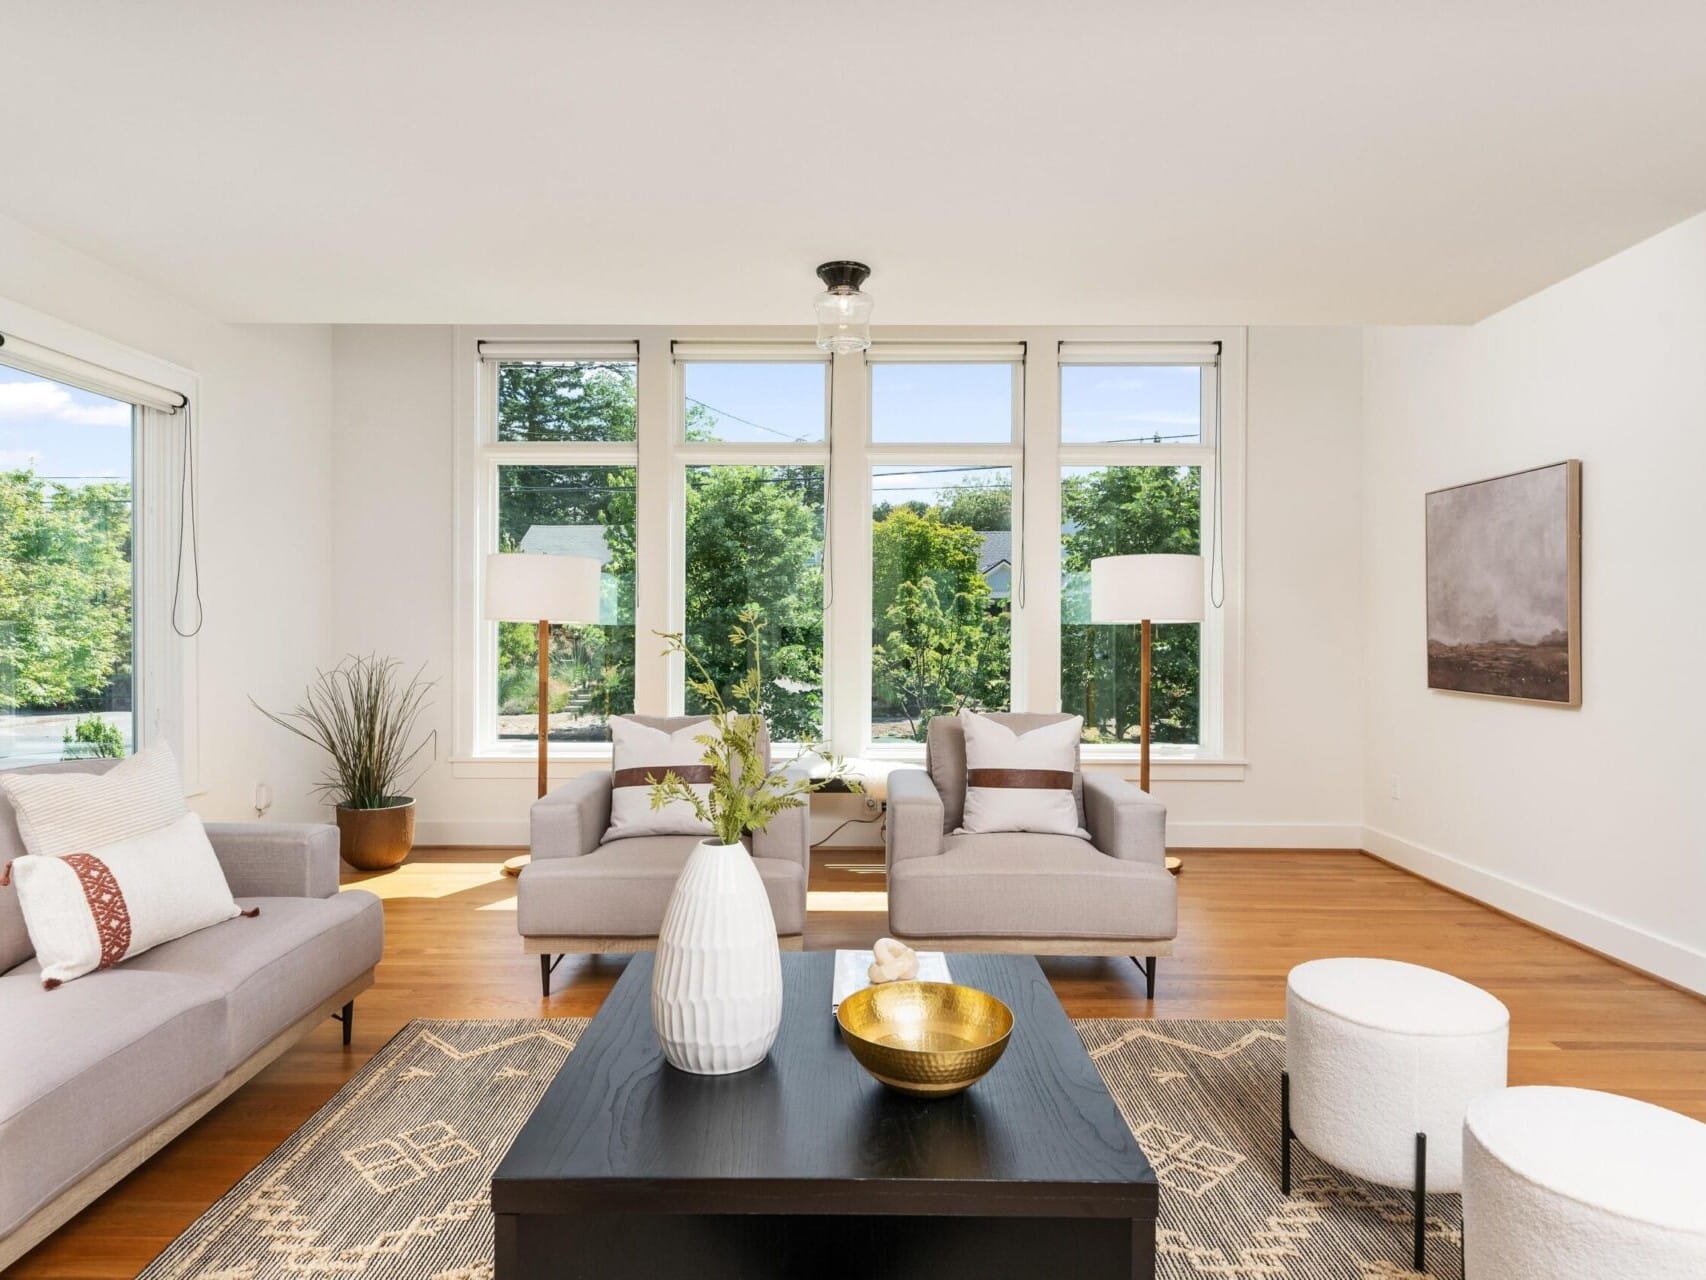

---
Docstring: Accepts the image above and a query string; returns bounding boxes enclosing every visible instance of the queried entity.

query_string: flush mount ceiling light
[813,261,873,353]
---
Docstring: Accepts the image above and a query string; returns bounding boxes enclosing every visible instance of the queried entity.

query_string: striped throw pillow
[0,745,188,859]
[958,709,1089,837]
[605,717,716,841]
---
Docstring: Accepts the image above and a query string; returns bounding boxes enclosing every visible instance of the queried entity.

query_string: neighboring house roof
[518,525,613,563]
[978,530,1012,576]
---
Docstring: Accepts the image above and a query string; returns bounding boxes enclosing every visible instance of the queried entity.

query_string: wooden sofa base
[0,971,374,1273]
[890,936,1176,957]
[524,935,805,955]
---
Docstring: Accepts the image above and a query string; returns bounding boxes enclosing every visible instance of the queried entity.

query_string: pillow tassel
[42,977,61,991]
[241,906,261,918]
[0,860,10,887]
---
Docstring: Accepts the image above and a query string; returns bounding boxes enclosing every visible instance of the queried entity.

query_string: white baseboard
[1363,825,1706,996]
[1169,822,1362,849]
[415,819,528,848]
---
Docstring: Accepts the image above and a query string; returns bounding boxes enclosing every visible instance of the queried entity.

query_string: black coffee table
[492,952,1156,1279]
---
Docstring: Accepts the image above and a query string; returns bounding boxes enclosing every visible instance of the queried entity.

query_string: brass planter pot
[335,798,416,871]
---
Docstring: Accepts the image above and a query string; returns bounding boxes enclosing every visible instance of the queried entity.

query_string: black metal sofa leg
[1280,1070,1293,1194]
[1129,955,1157,1000]
[332,999,353,1046]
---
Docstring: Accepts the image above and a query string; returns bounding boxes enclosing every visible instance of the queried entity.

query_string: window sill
[861,742,1246,782]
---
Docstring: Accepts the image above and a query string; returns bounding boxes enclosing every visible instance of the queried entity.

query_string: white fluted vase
[651,839,783,1075]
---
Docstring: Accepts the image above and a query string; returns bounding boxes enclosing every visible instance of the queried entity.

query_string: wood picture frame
[1424,459,1581,706]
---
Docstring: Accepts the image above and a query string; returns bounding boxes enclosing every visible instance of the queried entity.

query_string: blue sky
[1061,365,1200,444]
[0,364,132,484]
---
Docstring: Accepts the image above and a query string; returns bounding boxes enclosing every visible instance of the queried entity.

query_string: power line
[686,396,813,444]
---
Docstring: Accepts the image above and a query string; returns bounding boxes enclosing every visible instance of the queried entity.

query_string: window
[1060,465,1203,745]
[456,331,1243,770]
[495,463,636,742]
[0,365,135,766]
[497,359,636,442]
[1061,364,1202,445]
[871,465,1012,740]
[684,465,825,740]
[683,362,826,443]
[871,363,1015,443]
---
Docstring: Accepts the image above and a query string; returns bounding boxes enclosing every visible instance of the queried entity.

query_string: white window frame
[0,296,201,788]
[452,326,1245,782]
[861,344,1025,760]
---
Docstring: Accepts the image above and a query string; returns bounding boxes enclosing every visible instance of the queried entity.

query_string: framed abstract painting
[1425,460,1582,706]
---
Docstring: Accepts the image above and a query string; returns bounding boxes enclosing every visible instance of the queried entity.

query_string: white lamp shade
[1090,554,1205,624]
[484,553,603,623]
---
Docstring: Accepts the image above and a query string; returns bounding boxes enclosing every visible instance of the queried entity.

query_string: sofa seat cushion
[0,962,226,1239]
[888,832,1177,941]
[518,837,805,938]
[125,890,383,1069]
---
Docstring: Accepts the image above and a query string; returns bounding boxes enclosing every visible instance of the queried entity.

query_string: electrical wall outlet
[254,782,274,816]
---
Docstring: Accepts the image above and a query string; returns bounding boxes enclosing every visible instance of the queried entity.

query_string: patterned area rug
[140,1018,1461,1279]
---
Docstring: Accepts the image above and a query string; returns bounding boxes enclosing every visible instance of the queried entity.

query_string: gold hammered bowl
[836,981,1014,1097]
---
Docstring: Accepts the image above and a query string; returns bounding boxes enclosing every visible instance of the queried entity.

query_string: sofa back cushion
[0,758,123,973]
[925,712,1084,834]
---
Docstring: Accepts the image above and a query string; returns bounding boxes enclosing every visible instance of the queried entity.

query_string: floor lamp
[1089,553,1205,876]
[485,552,603,876]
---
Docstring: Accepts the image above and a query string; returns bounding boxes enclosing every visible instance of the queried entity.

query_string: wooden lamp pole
[1090,554,1204,878]
[485,553,604,875]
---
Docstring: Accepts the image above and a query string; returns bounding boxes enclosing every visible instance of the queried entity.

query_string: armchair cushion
[958,709,1088,837]
[884,769,945,865]
[1082,772,1168,867]
[925,712,1085,834]
[889,831,1177,942]
[517,836,805,937]
[531,772,614,861]
[750,770,811,870]
[607,716,715,840]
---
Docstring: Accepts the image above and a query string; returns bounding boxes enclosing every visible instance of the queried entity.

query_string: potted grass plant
[646,608,855,1074]
[253,655,435,871]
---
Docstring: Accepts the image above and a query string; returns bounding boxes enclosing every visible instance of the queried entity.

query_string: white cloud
[0,379,130,427]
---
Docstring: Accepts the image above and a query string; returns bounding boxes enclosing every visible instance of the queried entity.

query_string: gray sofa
[518,715,808,994]
[884,712,1177,996]
[0,760,384,1270]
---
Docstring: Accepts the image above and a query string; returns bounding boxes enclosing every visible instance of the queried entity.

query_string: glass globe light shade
[814,288,874,353]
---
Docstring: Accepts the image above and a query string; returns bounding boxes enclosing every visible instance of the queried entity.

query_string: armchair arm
[885,769,945,866]
[1082,772,1167,867]
[531,771,613,861]
[204,822,340,898]
[751,769,810,870]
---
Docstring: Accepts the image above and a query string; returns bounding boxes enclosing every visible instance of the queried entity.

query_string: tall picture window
[0,363,135,766]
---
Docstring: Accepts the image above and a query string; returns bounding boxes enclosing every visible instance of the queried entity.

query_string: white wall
[1361,213,1706,992]
[327,324,1368,849]
[0,212,338,820]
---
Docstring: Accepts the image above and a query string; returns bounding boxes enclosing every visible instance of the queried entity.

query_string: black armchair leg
[1414,1131,1428,1273]
[540,953,564,998]
[332,999,353,1046]
[1280,1070,1293,1194]
[1130,955,1157,1000]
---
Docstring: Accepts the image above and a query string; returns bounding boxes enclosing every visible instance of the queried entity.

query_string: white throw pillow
[0,745,187,859]
[958,710,1089,837]
[9,812,247,988]
[605,716,716,841]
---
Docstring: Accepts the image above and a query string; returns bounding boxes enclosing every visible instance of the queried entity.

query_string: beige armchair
[516,715,808,995]
[884,712,1176,998]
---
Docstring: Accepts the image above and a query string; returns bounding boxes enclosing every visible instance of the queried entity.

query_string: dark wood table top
[493,952,1156,1220]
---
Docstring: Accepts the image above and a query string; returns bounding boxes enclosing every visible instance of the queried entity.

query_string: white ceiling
[5,1,1706,326]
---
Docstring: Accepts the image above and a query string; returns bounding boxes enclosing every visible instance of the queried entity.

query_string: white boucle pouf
[1464,1086,1706,1279]
[1285,958,1508,1192]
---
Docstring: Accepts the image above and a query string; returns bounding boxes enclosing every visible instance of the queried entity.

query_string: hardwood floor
[10,847,1704,1277]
